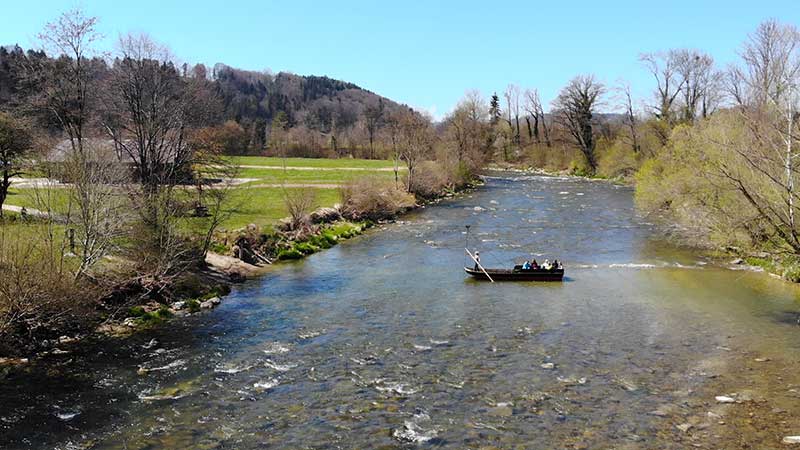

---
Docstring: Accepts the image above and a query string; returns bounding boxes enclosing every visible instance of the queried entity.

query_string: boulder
[170,301,186,311]
[200,297,221,309]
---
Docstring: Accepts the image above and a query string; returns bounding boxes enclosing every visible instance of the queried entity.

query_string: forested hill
[0,45,409,156]
[211,64,406,149]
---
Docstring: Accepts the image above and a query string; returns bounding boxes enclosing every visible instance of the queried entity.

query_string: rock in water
[783,436,800,444]
[200,297,221,309]
[676,423,692,433]
[715,395,736,403]
[540,363,555,370]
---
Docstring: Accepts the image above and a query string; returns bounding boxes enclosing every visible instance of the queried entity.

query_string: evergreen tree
[489,93,501,125]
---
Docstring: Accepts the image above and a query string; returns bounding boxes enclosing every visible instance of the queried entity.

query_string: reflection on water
[2,173,800,449]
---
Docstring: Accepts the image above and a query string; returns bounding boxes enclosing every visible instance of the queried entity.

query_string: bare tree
[640,51,685,124]
[615,82,641,153]
[363,99,384,159]
[553,75,605,174]
[282,187,317,231]
[446,90,489,168]
[101,33,209,278]
[396,110,434,192]
[34,8,102,154]
[61,143,131,279]
[103,33,195,191]
[674,49,722,122]
[524,88,551,147]
[504,84,522,147]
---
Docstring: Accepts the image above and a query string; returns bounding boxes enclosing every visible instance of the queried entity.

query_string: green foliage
[186,299,201,313]
[294,241,319,255]
[277,248,303,260]
[133,307,174,326]
[128,306,146,317]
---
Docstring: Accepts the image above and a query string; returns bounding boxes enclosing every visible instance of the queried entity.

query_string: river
[3,173,800,449]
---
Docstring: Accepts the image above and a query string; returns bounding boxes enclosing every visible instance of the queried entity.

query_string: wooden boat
[464,265,564,282]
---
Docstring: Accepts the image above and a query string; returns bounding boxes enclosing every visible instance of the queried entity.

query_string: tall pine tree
[489,93,501,126]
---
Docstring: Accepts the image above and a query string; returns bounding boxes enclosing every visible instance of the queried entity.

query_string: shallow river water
[3,173,800,449]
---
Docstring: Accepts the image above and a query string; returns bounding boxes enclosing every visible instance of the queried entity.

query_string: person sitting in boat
[553,259,561,270]
[474,251,480,270]
[531,259,539,269]
[543,259,552,270]
[522,260,531,270]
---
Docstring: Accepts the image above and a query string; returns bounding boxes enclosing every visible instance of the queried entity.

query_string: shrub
[277,248,303,260]
[407,161,449,198]
[340,177,415,221]
[186,299,201,313]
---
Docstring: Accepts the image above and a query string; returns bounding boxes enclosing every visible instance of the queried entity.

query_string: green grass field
[228,156,400,169]
[236,167,397,185]
[2,157,403,231]
[186,187,342,230]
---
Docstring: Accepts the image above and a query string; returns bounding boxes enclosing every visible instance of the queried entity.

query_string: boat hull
[464,267,564,282]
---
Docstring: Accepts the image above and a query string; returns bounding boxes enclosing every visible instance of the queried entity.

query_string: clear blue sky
[3,1,799,118]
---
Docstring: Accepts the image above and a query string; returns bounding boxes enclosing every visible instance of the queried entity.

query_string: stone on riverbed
[783,436,800,444]
[540,362,555,370]
[715,395,736,403]
[170,301,186,310]
[200,297,221,309]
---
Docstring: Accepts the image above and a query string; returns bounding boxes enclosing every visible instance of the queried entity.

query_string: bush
[340,177,415,221]
[186,299,201,313]
[407,161,449,198]
[277,248,303,260]
[0,226,96,356]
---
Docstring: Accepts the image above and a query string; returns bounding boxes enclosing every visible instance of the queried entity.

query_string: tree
[674,49,721,122]
[33,8,101,154]
[722,20,800,252]
[101,33,209,276]
[363,99,385,159]
[553,75,605,174]
[0,113,33,218]
[445,91,489,172]
[640,51,685,125]
[524,88,551,147]
[102,34,197,190]
[504,84,522,147]
[489,92,501,126]
[60,142,131,278]
[617,82,641,153]
[395,110,434,192]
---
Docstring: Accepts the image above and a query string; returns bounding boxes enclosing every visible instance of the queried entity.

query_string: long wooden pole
[465,248,495,283]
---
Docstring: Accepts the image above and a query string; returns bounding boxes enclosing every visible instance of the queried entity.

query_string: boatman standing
[474,251,480,270]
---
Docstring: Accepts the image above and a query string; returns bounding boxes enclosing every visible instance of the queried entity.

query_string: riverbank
[490,164,800,284]
[5,172,800,448]
[0,173,481,365]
